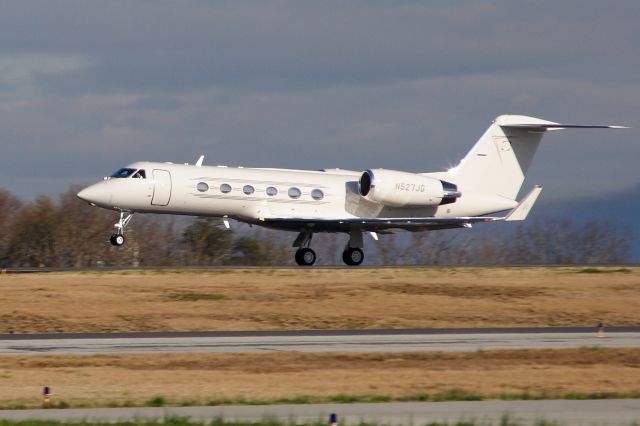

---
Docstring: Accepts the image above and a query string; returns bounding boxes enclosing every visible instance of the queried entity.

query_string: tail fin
[447,115,625,200]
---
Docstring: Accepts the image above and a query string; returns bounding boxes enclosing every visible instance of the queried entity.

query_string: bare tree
[0,190,21,267]
[181,217,233,265]
[7,196,61,267]
[375,233,399,265]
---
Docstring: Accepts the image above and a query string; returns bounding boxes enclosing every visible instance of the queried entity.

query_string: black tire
[342,247,364,266]
[110,234,125,246]
[295,248,316,266]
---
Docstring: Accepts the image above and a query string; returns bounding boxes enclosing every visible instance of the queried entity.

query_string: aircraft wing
[259,186,542,233]
[260,215,499,232]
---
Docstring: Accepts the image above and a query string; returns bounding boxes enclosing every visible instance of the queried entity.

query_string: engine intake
[358,169,460,207]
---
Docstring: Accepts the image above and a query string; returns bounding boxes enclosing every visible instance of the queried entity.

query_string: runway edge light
[42,386,51,408]
[597,322,605,338]
[329,413,338,426]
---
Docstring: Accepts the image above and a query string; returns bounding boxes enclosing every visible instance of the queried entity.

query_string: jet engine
[358,169,461,207]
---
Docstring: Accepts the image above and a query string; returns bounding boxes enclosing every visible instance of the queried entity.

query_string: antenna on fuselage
[195,155,204,167]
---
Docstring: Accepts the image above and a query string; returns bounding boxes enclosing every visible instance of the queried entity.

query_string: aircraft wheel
[342,247,364,266]
[110,234,125,246]
[295,248,316,266]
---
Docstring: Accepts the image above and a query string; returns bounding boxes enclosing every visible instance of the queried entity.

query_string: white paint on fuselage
[84,161,516,223]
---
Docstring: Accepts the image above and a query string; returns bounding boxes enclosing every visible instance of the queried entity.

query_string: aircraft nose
[77,184,112,206]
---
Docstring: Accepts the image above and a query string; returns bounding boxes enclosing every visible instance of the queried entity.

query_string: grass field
[0,419,577,426]
[0,267,638,333]
[1,267,639,410]
[0,348,638,409]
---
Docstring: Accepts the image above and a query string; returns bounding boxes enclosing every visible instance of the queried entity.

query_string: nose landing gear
[110,211,134,246]
[110,234,125,246]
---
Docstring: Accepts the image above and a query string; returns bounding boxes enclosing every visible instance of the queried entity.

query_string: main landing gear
[293,230,316,266]
[295,247,317,266]
[341,230,364,266]
[342,247,364,266]
[110,211,133,246]
[292,230,365,266]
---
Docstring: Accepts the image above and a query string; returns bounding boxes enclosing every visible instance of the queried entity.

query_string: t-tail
[447,115,627,203]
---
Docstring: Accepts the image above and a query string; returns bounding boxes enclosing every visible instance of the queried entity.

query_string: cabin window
[132,169,146,179]
[311,189,324,200]
[196,182,209,192]
[266,186,278,196]
[288,187,301,199]
[220,183,232,193]
[243,185,255,195]
[110,168,136,178]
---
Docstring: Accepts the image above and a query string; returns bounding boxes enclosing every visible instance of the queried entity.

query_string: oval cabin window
[266,186,278,196]
[311,189,324,200]
[288,187,301,199]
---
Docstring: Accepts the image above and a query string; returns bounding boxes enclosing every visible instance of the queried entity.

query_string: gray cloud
[0,1,638,203]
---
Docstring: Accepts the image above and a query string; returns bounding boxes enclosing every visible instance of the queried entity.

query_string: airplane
[77,114,626,266]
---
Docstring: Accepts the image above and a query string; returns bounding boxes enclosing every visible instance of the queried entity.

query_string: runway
[1,327,639,355]
[1,400,639,425]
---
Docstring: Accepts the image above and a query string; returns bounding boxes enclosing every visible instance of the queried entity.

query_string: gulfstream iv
[77,115,626,266]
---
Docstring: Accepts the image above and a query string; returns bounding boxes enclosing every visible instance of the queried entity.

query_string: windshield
[110,168,137,178]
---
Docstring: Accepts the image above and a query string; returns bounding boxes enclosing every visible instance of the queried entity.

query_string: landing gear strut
[110,211,133,246]
[293,230,316,266]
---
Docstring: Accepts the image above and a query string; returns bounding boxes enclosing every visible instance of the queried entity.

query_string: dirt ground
[0,267,638,333]
[0,348,638,408]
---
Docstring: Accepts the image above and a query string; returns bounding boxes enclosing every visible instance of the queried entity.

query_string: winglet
[504,185,542,221]
[195,155,205,167]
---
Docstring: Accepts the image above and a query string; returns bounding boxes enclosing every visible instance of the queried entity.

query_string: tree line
[0,186,291,268]
[0,186,632,268]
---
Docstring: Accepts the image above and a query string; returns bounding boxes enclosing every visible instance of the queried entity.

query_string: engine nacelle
[358,169,461,207]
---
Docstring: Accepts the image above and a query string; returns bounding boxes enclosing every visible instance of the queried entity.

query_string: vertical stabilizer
[447,115,557,200]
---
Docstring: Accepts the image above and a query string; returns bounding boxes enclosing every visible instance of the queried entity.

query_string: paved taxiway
[1,327,639,355]
[1,400,639,425]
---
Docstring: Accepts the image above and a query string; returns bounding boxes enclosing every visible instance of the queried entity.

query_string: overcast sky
[1,1,638,203]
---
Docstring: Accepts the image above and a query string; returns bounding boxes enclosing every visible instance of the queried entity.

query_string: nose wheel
[110,234,125,246]
[295,248,317,266]
[110,211,133,247]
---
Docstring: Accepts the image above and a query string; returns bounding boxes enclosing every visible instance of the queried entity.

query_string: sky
[1,1,639,204]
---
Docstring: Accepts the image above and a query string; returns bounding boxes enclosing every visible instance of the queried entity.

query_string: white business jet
[77,115,625,266]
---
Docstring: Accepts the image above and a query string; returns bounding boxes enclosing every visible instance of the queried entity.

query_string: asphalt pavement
[0,327,638,355]
[1,400,639,425]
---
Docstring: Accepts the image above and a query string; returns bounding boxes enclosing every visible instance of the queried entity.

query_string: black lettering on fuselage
[395,183,425,192]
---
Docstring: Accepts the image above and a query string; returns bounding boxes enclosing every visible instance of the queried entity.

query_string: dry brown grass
[0,267,639,332]
[0,348,638,407]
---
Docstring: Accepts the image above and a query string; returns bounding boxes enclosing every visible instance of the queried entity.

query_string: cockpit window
[111,168,137,178]
[132,169,146,179]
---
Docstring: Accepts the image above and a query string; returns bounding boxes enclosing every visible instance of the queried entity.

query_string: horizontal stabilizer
[504,185,543,221]
[503,124,628,130]
[494,115,628,130]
